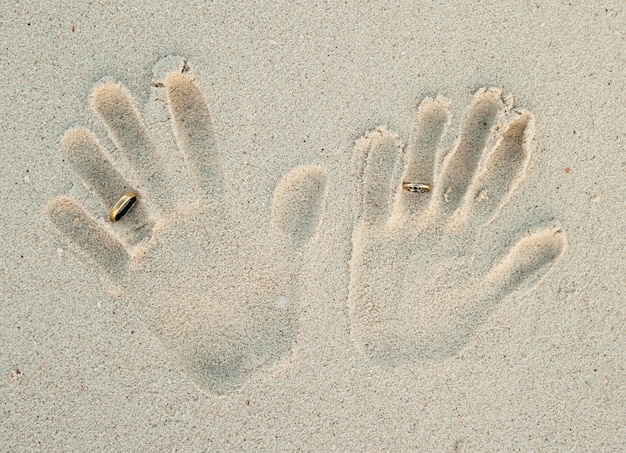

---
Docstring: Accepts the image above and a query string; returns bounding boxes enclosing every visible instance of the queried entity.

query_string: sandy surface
[1,1,625,451]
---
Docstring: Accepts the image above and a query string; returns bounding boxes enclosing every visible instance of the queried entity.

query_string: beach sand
[1,1,625,450]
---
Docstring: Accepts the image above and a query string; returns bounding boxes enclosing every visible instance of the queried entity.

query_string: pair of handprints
[49,59,564,394]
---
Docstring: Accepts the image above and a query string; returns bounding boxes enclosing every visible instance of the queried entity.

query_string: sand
[1,1,625,451]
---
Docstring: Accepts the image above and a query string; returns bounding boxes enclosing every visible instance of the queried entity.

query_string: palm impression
[349,88,565,365]
[48,60,326,394]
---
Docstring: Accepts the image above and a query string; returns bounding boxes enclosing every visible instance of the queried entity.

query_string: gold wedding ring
[402,182,431,193]
[109,192,138,222]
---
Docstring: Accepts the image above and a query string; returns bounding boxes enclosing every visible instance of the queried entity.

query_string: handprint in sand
[349,89,565,365]
[48,59,325,394]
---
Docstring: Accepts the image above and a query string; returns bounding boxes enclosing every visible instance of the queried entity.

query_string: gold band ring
[109,192,138,222]
[402,182,431,193]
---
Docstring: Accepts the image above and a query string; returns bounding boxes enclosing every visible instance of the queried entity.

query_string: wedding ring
[109,192,138,221]
[402,182,431,193]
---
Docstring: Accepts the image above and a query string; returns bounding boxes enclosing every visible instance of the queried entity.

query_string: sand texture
[1,1,625,451]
